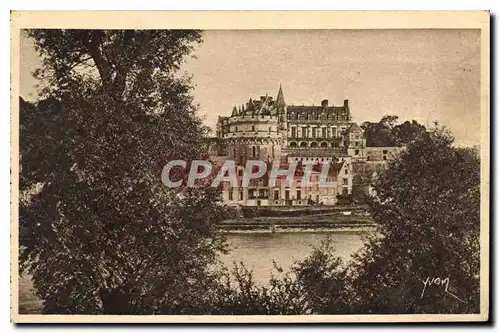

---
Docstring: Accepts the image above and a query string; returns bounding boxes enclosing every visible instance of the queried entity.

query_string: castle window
[312,128,317,138]
[322,127,326,138]
[229,190,233,201]
[355,149,360,155]
[291,127,296,138]
[290,142,298,148]
[252,125,255,132]
[235,126,238,132]
[252,146,256,158]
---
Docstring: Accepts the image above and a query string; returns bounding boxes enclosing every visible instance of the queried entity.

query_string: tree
[392,120,427,146]
[361,116,427,147]
[361,117,396,147]
[289,125,480,315]
[348,125,480,314]
[19,30,229,314]
[210,262,309,315]
[292,239,351,314]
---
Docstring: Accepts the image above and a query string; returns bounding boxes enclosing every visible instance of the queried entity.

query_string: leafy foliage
[361,116,427,147]
[292,239,351,314]
[301,125,480,314]
[336,193,354,205]
[349,125,480,314]
[207,240,352,315]
[210,261,309,315]
[19,29,230,314]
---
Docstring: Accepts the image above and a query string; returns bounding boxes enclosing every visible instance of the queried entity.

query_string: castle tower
[275,85,288,148]
[224,92,285,166]
[276,84,286,124]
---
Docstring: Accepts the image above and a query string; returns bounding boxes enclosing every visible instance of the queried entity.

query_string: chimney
[321,99,328,108]
[344,99,349,108]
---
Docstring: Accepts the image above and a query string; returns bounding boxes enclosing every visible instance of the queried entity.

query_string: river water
[18,231,366,314]
[220,231,365,283]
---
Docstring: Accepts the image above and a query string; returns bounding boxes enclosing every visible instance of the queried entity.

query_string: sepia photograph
[10,11,490,323]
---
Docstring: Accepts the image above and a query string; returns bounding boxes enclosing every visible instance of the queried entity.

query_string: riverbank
[220,226,375,234]
[218,205,376,233]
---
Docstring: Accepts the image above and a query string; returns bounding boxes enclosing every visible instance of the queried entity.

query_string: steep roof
[275,85,286,108]
[331,162,345,179]
[285,147,344,158]
[270,162,344,180]
[287,105,347,114]
[346,122,363,133]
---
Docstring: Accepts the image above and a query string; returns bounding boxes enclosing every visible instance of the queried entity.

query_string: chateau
[208,86,401,206]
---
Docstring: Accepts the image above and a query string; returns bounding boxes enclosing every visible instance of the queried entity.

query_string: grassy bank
[219,206,375,233]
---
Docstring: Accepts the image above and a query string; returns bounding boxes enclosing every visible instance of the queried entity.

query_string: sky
[20,29,481,146]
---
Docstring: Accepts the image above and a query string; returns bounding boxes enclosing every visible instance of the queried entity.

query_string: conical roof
[275,84,286,108]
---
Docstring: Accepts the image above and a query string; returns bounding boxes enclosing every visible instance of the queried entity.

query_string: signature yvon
[420,276,467,304]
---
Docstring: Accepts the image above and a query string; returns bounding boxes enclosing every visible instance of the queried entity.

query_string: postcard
[11,11,490,323]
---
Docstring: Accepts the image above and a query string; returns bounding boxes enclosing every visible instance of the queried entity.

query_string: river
[220,231,365,282]
[18,231,366,314]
